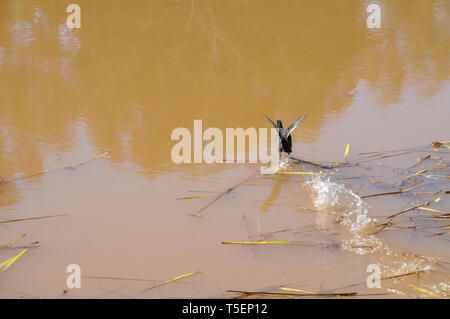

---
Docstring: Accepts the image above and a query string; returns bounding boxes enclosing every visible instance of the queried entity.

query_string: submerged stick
[227,290,386,298]
[382,269,432,281]
[407,155,432,170]
[2,152,109,183]
[242,214,255,258]
[361,183,426,199]
[353,151,412,165]
[83,275,162,282]
[0,233,26,249]
[97,284,133,299]
[139,271,201,294]
[361,190,404,199]
[289,156,334,169]
[222,241,305,245]
[357,145,444,156]
[323,269,431,294]
[387,196,442,219]
[5,242,40,249]
[387,202,430,219]
[0,214,69,224]
[260,228,291,240]
[189,171,258,217]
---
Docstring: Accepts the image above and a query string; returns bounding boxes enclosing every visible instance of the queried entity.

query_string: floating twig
[342,144,351,161]
[0,249,28,274]
[418,207,445,214]
[177,194,212,200]
[279,287,314,294]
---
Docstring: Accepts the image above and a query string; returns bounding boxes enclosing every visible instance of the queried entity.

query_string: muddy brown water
[0,0,449,298]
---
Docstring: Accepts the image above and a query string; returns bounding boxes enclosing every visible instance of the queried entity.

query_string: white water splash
[305,174,437,278]
[306,174,376,239]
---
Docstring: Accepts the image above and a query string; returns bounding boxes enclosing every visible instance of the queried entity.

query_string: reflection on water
[0,0,449,298]
[1,0,449,177]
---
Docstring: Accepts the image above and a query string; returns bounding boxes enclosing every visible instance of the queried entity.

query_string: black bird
[263,114,308,154]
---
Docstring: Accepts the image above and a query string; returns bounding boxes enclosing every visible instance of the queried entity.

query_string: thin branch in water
[242,213,255,258]
[387,202,431,219]
[361,183,426,199]
[227,290,386,298]
[353,151,411,165]
[289,156,335,169]
[222,240,306,245]
[138,271,201,294]
[189,171,258,217]
[83,275,162,282]
[407,155,431,170]
[0,214,69,224]
[2,152,109,183]
[96,284,132,299]
[322,269,431,293]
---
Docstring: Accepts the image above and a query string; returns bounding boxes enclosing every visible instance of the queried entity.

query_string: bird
[263,114,308,155]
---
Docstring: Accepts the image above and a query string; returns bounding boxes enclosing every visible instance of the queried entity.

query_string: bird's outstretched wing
[263,114,279,131]
[287,114,307,136]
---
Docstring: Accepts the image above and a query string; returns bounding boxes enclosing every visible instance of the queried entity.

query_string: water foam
[305,174,438,285]
[306,174,384,255]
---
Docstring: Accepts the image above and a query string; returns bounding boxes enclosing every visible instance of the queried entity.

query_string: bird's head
[276,120,283,128]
